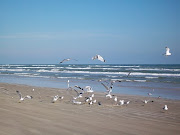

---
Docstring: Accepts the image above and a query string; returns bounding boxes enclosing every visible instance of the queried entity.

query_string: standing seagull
[16,91,33,103]
[163,105,168,111]
[92,54,105,62]
[84,86,94,93]
[52,95,59,103]
[163,47,171,56]
[59,58,77,64]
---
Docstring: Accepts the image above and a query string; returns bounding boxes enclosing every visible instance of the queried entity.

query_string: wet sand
[0,83,180,135]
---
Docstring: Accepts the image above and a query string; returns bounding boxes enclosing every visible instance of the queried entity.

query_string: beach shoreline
[0,82,180,135]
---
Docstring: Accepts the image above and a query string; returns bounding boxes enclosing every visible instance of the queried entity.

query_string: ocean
[0,64,180,100]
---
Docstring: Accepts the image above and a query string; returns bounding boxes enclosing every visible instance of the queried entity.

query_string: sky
[0,0,179,64]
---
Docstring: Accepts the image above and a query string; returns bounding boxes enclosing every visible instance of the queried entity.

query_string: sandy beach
[0,82,180,135]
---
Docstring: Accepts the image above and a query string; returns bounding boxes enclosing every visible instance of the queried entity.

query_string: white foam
[145,76,159,79]
[112,65,140,68]
[57,77,77,79]
[32,65,55,66]
[128,68,180,72]
[0,69,26,72]
[134,80,146,82]
[131,72,180,77]
[35,69,180,77]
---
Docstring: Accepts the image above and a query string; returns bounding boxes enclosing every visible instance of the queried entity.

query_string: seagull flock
[59,47,171,64]
[15,50,171,111]
[15,79,168,112]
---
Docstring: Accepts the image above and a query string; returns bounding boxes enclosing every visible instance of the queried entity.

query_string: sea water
[0,64,180,100]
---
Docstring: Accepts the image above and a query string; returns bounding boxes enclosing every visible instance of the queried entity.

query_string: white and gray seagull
[59,58,77,64]
[163,105,168,111]
[101,82,113,98]
[92,54,105,62]
[84,86,94,93]
[163,47,171,56]
[101,80,121,98]
[52,95,59,103]
[16,90,33,103]
[73,89,83,99]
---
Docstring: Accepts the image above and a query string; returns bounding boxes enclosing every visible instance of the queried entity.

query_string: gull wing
[74,85,84,91]
[92,55,98,60]
[16,91,22,99]
[101,83,109,91]
[59,58,70,64]
[97,55,105,62]
[73,89,81,96]
[25,95,33,99]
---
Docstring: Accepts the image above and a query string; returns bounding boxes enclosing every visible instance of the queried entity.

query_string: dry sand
[0,83,180,135]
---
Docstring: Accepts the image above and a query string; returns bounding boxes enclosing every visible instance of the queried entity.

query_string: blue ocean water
[0,64,180,100]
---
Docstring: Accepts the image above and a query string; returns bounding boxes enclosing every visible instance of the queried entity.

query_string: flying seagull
[101,80,121,98]
[16,90,33,103]
[163,47,171,56]
[92,54,105,62]
[73,88,83,99]
[74,85,84,91]
[127,72,131,77]
[101,81,114,98]
[59,58,77,64]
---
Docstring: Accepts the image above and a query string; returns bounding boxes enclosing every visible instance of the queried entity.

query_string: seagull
[92,54,105,62]
[143,100,149,104]
[163,47,171,56]
[101,80,120,98]
[60,96,64,100]
[73,88,83,99]
[127,72,131,77]
[74,85,84,91]
[125,101,130,105]
[114,96,118,102]
[84,86,94,93]
[59,58,77,64]
[16,90,33,103]
[89,96,93,101]
[93,99,97,103]
[148,93,152,96]
[106,91,112,98]
[89,101,93,105]
[163,105,168,110]
[101,82,113,94]
[85,98,90,102]
[119,100,124,105]
[52,95,59,103]
[67,80,70,88]
[85,94,95,103]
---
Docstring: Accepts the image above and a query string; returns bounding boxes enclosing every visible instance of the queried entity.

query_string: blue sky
[0,0,179,64]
